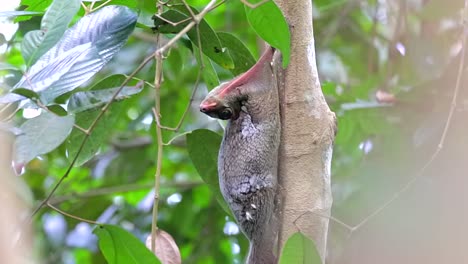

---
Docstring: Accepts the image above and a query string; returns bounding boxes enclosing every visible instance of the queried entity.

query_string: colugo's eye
[218,108,233,120]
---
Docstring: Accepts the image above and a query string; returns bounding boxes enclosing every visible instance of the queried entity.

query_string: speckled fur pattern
[217,50,280,264]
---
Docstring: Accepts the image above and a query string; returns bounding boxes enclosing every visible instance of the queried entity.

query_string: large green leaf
[15,112,75,164]
[217,32,256,76]
[186,129,232,217]
[20,0,52,13]
[2,6,137,104]
[193,46,220,90]
[66,102,122,166]
[244,0,290,68]
[153,9,234,69]
[94,225,161,264]
[21,0,81,66]
[68,74,144,113]
[279,232,322,264]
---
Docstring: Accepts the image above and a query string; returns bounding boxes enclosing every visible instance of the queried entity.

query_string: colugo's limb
[200,47,280,264]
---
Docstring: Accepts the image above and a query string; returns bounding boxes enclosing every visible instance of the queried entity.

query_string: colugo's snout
[199,101,217,114]
[199,100,236,120]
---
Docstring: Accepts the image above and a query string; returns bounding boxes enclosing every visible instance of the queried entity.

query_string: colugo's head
[199,82,242,120]
[199,46,275,121]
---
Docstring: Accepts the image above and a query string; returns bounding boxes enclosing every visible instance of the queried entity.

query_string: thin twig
[156,0,217,55]
[240,0,270,9]
[31,98,88,133]
[149,0,165,253]
[81,2,89,14]
[47,202,100,225]
[153,0,225,29]
[48,180,202,205]
[352,2,468,231]
[162,131,190,146]
[92,0,113,12]
[89,0,97,10]
[153,14,192,27]
[158,0,171,6]
[0,103,13,115]
[181,0,197,21]
[156,71,201,132]
[150,41,165,255]
[148,1,218,252]
[154,68,202,132]
[154,2,207,132]
[150,106,163,253]
[287,209,355,233]
[1,107,20,122]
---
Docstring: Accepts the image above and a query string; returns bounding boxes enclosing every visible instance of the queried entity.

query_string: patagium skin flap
[200,47,280,264]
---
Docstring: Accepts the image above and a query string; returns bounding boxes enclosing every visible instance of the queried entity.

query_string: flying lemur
[200,47,280,264]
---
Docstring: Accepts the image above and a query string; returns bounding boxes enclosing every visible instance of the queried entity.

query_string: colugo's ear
[217,47,275,97]
[199,47,275,120]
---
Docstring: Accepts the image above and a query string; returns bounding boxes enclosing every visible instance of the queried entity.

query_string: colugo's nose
[200,102,217,113]
[200,106,208,113]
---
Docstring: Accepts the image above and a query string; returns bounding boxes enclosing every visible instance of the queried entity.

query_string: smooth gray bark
[275,0,336,262]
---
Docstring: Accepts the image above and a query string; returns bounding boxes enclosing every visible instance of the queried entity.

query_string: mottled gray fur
[200,48,280,264]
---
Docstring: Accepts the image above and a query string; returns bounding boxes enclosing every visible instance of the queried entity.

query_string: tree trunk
[0,132,32,263]
[274,0,336,262]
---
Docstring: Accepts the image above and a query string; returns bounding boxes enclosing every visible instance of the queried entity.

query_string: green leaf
[0,11,43,18]
[68,74,144,113]
[15,112,75,164]
[186,129,233,217]
[16,0,51,22]
[244,0,290,68]
[6,6,138,104]
[279,232,322,264]
[165,48,184,75]
[20,0,53,12]
[21,0,81,66]
[193,46,219,90]
[153,8,234,69]
[11,88,39,99]
[0,62,21,71]
[67,102,122,166]
[217,32,256,75]
[94,225,161,264]
[136,22,152,30]
[46,104,68,116]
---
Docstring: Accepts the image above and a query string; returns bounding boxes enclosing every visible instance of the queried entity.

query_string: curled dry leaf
[375,89,396,104]
[145,229,181,264]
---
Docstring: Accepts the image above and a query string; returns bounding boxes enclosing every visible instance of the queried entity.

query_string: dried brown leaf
[145,229,181,264]
[375,89,396,104]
